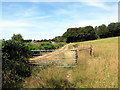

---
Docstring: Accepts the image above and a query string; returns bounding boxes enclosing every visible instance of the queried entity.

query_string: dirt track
[29,43,69,60]
[29,43,76,65]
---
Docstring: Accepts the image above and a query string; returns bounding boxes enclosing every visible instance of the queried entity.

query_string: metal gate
[29,49,78,67]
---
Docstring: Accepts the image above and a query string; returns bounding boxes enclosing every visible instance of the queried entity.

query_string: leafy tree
[114,22,120,36]
[97,24,109,38]
[52,36,66,42]
[63,26,96,42]
[108,22,120,37]
[63,28,78,38]
[63,28,80,42]
[94,26,100,39]
[80,26,97,41]
[11,34,24,42]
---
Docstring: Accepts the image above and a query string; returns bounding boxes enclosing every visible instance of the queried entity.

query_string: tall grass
[72,37,118,88]
[22,37,118,88]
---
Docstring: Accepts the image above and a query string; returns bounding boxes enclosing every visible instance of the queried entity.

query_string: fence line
[75,45,93,64]
[30,44,93,66]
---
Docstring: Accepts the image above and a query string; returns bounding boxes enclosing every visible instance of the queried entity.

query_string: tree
[97,24,109,38]
[94,26,100,39]
[63,26,97,43]
[56,22,120,43]
[62,28,80,42]
[108,22,120,37]
[11,34,24,42]
[62,28,78,38]
[23,39,32,42]
[52,36,66,42]
[80,26,97,41]
[114,22,120,36]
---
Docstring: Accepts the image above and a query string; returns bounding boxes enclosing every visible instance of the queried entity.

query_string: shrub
[39,42,56,50]
[25,43,39,50]
[2,40,32,88]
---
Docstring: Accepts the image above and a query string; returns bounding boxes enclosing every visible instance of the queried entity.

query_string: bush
[24,42,66,51]
[52,42,66,49]
[2,40,32,88]
[53,43,60,49]
[39,42,56,50]
[25,43,39,50]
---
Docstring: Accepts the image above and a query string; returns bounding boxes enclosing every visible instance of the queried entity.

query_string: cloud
[0,20,47,33]
[1,1,118,40]
[54,8,70,15]
[14,4,37,17]
[20,16,52,21]
[84,2,108,9]
[0,21,30,27]
[80,1,116,11]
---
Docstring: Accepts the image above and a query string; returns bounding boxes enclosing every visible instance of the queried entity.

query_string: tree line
[56,22,120,43]
[5,22,120,43]
[23,39,53,43]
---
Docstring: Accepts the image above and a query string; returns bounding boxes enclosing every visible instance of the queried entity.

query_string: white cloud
[21,16,52,21]
[0,21,30,27]
[53,8,71,15]
[84,2,109,9]
[80,0,117,11]
[1,1,118,40]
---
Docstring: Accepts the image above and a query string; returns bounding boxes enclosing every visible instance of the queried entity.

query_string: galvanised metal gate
[29,49,78,67]
[29,45,93,67]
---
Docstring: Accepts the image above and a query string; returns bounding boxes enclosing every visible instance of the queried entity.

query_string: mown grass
[22,37,118,88]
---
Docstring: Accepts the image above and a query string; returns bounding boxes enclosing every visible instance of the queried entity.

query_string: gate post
[75,50,78,64]
[90,44,93,56]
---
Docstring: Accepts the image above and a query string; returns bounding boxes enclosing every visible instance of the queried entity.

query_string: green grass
[22,37,118,88]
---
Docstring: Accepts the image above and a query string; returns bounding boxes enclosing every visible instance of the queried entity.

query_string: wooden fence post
[75,50,78,64]
[90,44,93,56]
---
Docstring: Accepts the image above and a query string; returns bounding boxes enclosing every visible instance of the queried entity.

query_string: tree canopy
[11,34,24,42]
[62,26,97,43]
[61,22,120,43]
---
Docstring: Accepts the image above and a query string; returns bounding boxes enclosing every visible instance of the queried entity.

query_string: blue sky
[1,1,118,40]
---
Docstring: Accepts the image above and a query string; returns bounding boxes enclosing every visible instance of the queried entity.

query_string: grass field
[22,37,118,88]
